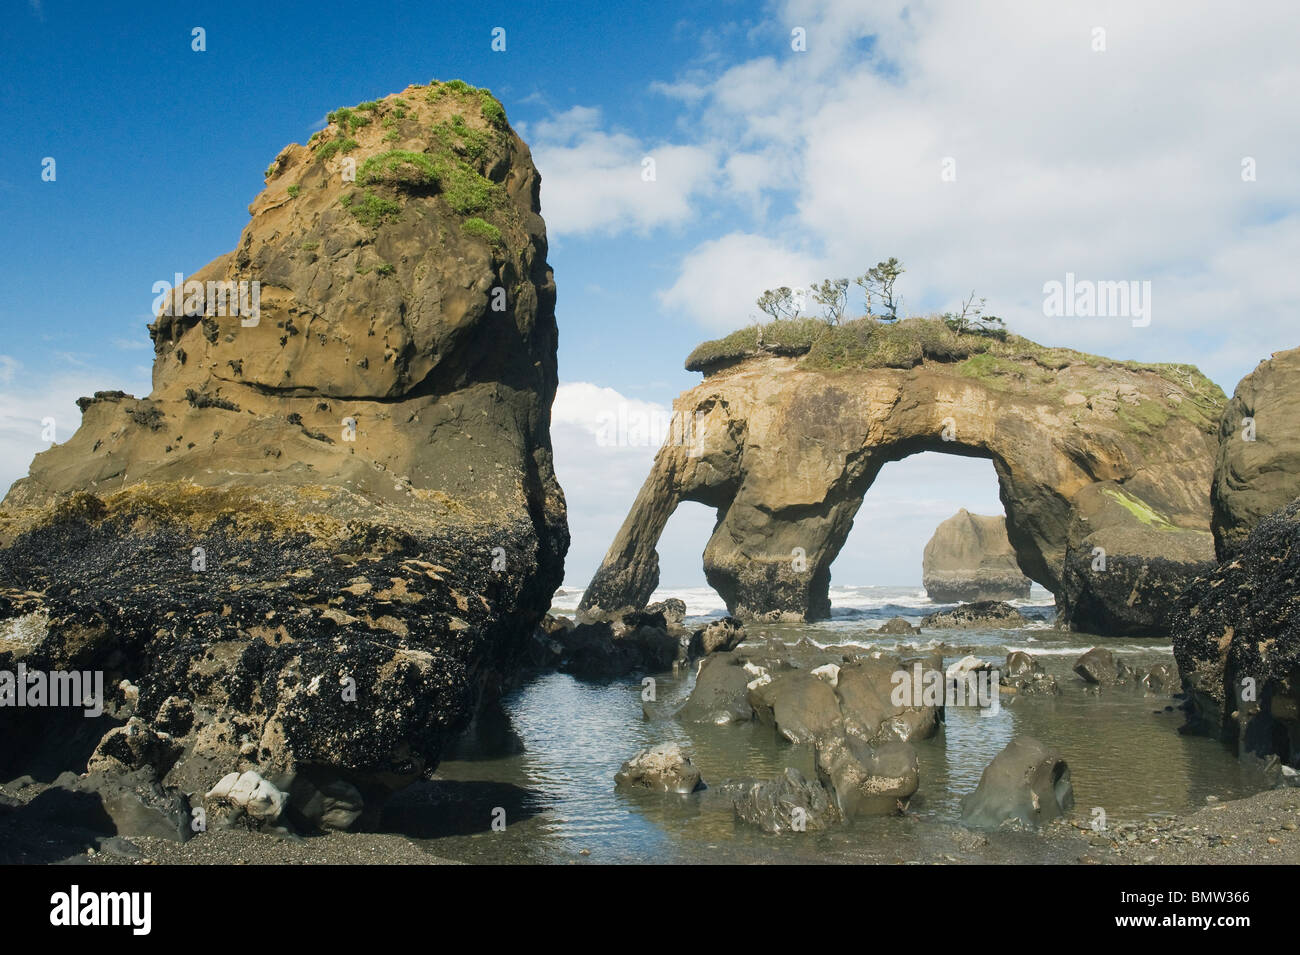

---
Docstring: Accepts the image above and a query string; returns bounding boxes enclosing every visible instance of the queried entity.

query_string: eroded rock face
[1172,498,1300,767]
[0,81,567,830]
[922,510,1031,602]
[1211,346,1300,559]
[1061,482,1215,636]
[580,319,1222,634]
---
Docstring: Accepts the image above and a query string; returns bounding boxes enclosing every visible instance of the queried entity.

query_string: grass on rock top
[686,316,1226,431]
[308,81,508,230]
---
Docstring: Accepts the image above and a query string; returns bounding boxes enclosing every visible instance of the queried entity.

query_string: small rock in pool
[614,742,704,794]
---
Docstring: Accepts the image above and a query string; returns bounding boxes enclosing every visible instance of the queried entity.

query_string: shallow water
[400,586,1265,864]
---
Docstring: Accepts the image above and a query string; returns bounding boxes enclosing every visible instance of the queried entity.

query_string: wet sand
[11,785,1296,866]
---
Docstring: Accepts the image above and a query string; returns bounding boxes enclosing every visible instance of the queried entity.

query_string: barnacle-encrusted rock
[0,81,567,831]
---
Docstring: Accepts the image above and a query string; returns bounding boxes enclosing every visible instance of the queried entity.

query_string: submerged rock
[614,743,704,794]
[923,510,1032,602]
[731,768,839,833]
[920,601,1027,629]
[876,616,917,634]
[960,737,1074,829]
[1000,651,1060,698]
[1072,647,1132,686]
[815,735,919,817]
[677,652,754,725]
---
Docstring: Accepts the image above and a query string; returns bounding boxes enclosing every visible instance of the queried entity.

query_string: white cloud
[551,382,681,587]
[543,3,1300,593]
[530,107,719,237]
[539,0,1300,388]
[658,232,825,331]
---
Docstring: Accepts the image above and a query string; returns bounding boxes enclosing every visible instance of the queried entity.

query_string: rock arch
[580,321,1225,635]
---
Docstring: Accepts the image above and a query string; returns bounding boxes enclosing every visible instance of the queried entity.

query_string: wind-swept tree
[811,278,849,324]
[943,290,1008,338]
[854,257,904,320]
[756,286,802,322]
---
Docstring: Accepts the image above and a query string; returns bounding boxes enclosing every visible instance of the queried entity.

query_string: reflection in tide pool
[410,587,1264,864]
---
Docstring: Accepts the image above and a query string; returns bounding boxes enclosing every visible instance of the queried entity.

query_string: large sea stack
[580,317,1223,634]
[922,509,1031,603]
[0,81,567,832]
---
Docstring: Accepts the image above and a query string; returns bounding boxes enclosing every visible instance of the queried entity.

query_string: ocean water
[397,583,1266,864]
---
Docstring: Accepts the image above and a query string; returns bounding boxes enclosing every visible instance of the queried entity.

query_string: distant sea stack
[0,81,567,832]
[580,316,1223,635]
[922,510,1031,603]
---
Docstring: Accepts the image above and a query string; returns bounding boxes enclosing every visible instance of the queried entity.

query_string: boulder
[283,773,366,831]
[677,653,754,725]
[1072,647,1131,686]
[748,670,844,746]
[945,655,1000,707]
[1137,662,1177,694]
[688,616,746,659]
[814,735,919,817]
[835,658,940,743]
[920,601,1027,629]
[614,743,704,794]
[1211,346,1300,559]
[876,616,917,634]
[0,81,568,829]
[1003,651,1042,682]
[960,737,1074,829]
[18,769,192,843]
[646,598,688,627]
[731,768,840,833]
[922,509,1032,602]
[1172,498,1300,765]
[206,770,288,823]
[1000,651,1060,698]
[85,717,181,778]
[556,617,678,680]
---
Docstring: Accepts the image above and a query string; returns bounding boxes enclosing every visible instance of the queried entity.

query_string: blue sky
[3,1,1299,592]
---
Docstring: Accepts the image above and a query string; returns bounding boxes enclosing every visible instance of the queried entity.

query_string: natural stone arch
[580,320,1225,634]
